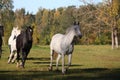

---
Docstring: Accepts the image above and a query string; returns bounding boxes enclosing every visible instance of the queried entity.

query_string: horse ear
[77,22,79,25]
[16,26,19,30]
[13,27,16,30]
[73,21,76,25]
[31,26,34,29]
[74,21,79,25]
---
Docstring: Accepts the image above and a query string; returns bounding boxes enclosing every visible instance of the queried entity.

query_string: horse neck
[64,30,75,46]
[10,34,15,38]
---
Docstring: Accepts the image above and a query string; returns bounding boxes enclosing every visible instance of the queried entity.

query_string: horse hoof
[55,69,60,72]
[48,67,53,71]
[20,66,24,68]
[17,64,24,68]
[66,68,68,72]
[16,63,20,68]
[19,64,24,68]
[11,61,15,64]
[62,69,66,74]
[62,72,65,75]
[7,61,11,64]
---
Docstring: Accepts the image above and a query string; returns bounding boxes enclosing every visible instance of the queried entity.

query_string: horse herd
[0,22,82,74]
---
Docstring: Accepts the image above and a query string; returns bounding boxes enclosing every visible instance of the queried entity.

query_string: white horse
[49,22,82,74]
[8,27,21,63]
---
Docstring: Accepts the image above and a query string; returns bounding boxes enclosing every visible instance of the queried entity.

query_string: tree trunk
[111,0,120,49]
[111,29,115,49]
[112,27,119,49]
[114,28,118,48]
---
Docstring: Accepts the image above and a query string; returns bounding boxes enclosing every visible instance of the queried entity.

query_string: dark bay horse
[0,25,4,59]
[16,26,33,68]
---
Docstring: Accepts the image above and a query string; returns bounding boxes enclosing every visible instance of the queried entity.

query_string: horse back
[50,34,64,53]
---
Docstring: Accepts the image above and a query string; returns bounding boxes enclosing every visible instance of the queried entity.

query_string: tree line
[0,0,120,47]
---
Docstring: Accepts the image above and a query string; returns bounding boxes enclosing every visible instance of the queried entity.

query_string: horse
[49,22,82,74]
[16,26,33,68]
[8,27,21,63]
[0,25,4,59]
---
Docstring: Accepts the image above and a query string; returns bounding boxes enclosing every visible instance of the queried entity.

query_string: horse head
[26,26,33,41]
[73,22,82,39]
[12,27,20,36]
[66,22,82,39]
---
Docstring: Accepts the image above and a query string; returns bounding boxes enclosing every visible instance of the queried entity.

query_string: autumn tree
[0,0,14,44]
[79,0,120,47]
[0,0,13,24]
[14,8,26,28]
[35,8,43,31]
[110,0,120,49]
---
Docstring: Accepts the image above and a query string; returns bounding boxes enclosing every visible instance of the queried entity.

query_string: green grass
[0,45,120,80]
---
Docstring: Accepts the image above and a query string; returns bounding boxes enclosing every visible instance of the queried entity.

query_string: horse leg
[56,54,61,71]
[67,54,72,71]
[20,52,26,68]
[16,49,20,68]
[8,51,14,64]
[0,47,1,59]
[16,53,20,67]
[8,45,11,54]
[23,52,28,68]
[48,50,54,71]
[0,52,1,59]
[62,53,65,74]
[11,52,17,63]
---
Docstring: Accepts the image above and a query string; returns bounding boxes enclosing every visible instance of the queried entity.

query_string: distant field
[0,45,120,80]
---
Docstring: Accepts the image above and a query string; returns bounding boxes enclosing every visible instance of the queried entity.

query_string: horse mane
[65,26,74,34]
[65,22,80,34]
[20,26,29,34]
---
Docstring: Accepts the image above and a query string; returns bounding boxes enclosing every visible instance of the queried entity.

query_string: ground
[0,45,120,80]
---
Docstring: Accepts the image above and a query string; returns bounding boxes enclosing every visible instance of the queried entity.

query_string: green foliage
[1,0,120,45]
[95,34,110,45]
[32,23,39,45]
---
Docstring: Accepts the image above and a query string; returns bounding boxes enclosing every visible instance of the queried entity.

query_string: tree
[110,0,120,49]
[0,0,14,45]
[0,0,13,24]
[24,12,35,26]
[80,0,120,48]
[35,8,43,32]
[14,8,26,28]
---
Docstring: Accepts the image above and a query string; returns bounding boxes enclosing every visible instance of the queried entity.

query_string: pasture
[0,45,120,80]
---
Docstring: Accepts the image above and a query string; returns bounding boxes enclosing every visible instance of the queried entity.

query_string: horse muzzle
[78,34,82,39]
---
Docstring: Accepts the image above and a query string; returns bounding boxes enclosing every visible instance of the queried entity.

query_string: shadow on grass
[0,68,120,80]
[27,57,50,61]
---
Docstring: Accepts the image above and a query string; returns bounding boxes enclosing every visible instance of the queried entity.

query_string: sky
[13,0,103,14]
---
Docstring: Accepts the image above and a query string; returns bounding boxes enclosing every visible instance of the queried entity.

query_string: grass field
[0,45,120,80]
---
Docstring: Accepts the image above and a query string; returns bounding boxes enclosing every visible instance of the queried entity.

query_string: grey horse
[49,22,82,74]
